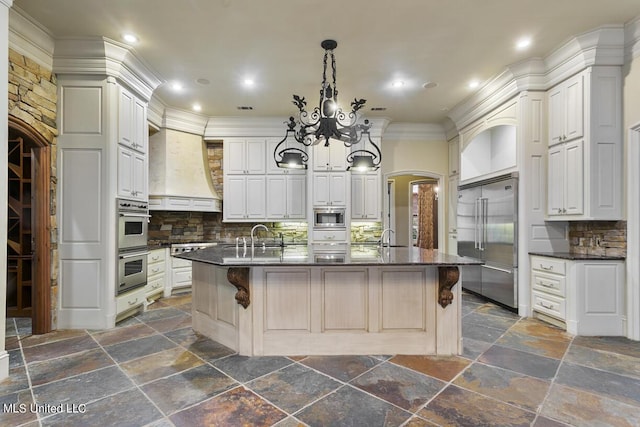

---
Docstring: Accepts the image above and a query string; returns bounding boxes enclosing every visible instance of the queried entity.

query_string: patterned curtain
[416,183,437,249]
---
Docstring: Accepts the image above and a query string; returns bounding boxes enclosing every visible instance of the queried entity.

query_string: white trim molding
[9,6,54,69]
[627,123,640,340]
[625,15,640,61]
[383,122,445,142]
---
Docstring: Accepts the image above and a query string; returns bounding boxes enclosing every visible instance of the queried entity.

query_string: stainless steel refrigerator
[457,173,518,309]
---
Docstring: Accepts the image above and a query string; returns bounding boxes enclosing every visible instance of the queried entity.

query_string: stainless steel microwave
[313,207,346,229]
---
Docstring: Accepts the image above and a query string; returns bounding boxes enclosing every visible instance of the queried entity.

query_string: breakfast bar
[176,245,482,356]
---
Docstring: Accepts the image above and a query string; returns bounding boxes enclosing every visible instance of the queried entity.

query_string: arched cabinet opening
[461,125,516,182]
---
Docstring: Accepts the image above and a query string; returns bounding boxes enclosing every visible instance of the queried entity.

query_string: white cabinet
[267,139,307,175]
[117,145,147,200]
[447,175,458,255]
[313,172,347,206]
[118,88,147,153]
[351,172,380,220]
[530,255,625,335]
[548,73,584,146]
[313,142,347,171]
[146,248,167,301]
[448,137,460,176]
[117,87,148,201]
[168,255,192,295]
[116,286,146,323]
[223,175,266,220]
[545,66,622,221]
[224,138,266,175]
[266,175,306,219]
[547,139,583,217]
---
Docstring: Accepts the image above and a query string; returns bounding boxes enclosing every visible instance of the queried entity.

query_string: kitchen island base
[192,263,462,356]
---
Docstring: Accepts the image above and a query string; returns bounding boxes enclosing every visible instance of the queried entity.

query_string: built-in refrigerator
[457,173,518,309]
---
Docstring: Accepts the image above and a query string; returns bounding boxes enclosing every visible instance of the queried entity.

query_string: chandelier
[273,39,382,171]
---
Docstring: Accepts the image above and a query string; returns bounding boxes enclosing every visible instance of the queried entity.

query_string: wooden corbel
[227,267,250,308]
[438,266,460,308]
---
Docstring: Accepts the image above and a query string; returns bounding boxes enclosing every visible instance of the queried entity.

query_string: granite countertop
[529,251,626,261]
[175,244,484,267]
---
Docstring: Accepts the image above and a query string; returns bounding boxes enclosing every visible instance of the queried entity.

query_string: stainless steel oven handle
[481,264,512,274]
[119,252,150,259]
[120,213,152,218]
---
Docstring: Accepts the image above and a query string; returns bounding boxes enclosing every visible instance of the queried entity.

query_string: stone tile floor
[1,292,640,426]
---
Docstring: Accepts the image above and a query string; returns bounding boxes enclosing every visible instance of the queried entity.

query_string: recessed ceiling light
[123,33,138,44]
[243,78,255,87]
[468,80,480,89]
[391,80,404,88]
[192,104,202,112]
[170,82,183,91]
[423,82,438,89]
[516,37,532,50]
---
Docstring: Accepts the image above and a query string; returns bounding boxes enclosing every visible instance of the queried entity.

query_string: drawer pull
[540,301,555,310]
[128,298,138,306]
[537,280,554,288]
[151,267,160,273]
[539,264,554,271]
[151,255,160,261]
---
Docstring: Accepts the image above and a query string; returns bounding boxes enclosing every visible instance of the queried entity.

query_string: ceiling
[12,0,640,125]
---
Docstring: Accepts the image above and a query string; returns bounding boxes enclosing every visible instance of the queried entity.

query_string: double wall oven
[117,199,150,295]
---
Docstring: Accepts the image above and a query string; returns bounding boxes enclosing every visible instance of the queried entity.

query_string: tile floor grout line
[10,318,43,427]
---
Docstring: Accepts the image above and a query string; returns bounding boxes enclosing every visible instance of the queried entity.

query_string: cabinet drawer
[532,272,565,297]
[172,257,192,269]
[148,249,166,264]
[531,256,566,275]
[145,276,164,296]
[532,290,566,320]
[313,230,347,242]
[116,287,146,315]
[147,262,165,277]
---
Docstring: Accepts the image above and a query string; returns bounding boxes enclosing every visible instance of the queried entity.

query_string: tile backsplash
[569,221,626,257]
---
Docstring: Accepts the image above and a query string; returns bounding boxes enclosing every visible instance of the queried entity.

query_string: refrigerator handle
[474,198,480,249]
[481,198,488,251]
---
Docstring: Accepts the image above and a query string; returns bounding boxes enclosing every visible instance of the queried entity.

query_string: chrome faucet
[250,224,269,251]
[379,228,395,248]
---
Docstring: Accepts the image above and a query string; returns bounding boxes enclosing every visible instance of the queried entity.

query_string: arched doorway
[383,170,444,250]
[7,116,51,334]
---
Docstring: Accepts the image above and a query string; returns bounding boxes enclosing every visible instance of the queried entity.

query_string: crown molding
[52,37,163,102]
[147,96,166,130]
[382,122,446,142]
[625,15,640,60]
[448,26,626,131]
[1,0,13,8]
[162,107,209,136]
[8,6,54,69]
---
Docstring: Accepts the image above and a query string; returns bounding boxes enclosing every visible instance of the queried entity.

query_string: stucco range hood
[148,128,221,212]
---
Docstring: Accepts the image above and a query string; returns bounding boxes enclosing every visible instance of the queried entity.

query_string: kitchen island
[175,244,482,356]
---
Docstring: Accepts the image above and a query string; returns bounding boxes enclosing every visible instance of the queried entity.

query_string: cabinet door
[224,176,247,219]
[548,85,565,146]
[351,174,365,219]
[246,139,266,174]
[117,145,134,198]
[118,88,134,148]
[363,173,380,219]
[448,175,458,233]
[132,152,147,200]
[564,140,584,215]
[547,145,565,216]
[448,138,460,175]
[225,139,247,174]
[564,74,584,142]
[329,172,347,205]
[246,176,266,218]
[266,175,287,219]
[286,175,306,219]
[133,98,147,154]
[329,143,347,170]
[312,173,330,205]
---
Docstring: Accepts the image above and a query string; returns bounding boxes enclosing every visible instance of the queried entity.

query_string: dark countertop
[529,251,625,261]
[175,244,484,267]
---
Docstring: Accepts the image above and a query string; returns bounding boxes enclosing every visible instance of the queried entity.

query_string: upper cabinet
[117,86,148,201]
[313,141,347,171]
[548,73,584,146]
[351,172,380,220]
[224,138,266,175]
[546,66,622,221]
[448,137,460,176]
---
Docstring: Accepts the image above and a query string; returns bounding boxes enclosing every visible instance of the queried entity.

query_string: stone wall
[569,221,626,257]
[8,48,58,326]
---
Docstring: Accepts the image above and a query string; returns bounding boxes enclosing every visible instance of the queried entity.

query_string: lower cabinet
[168,256,193,296]
[115,286,146,323]
[530,255,625,335]
[146,248,167,301]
